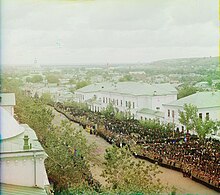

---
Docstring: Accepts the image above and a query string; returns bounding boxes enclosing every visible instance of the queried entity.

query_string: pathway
[50,107,219,195]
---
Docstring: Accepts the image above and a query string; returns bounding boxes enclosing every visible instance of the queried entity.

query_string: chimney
[23,135,30,150]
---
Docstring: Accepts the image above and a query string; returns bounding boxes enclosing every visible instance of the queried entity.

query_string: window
[206,113,209,120]
[172,110,174,118]
[145,117,147,121]
[109,98,111,103]
[116,99,118,106]
[199,113,202,119]
[126,101,128,107]
[168,109,170,117]
[121,100,123,106]
[128,101,131,109]
[140,116,143,120]
[103,97,105,103]
[106,97,107,103]
[182,126,184,131]
[133,102,135,109]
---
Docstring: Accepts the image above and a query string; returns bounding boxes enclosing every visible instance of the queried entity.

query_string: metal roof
[0,93,16,106]
[76,82,177,96]
[1,124,44,154]
[163,91,220,108]
[137,108,164,118]
[0,183,47,195]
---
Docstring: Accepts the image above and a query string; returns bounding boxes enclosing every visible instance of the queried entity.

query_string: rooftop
[137,108,164,118]
[0,93,16,106]
[76,82,177,96]
[1,123,44,154]
[163,91,220,108]
[0,183,47,195]
[0,107,24,140]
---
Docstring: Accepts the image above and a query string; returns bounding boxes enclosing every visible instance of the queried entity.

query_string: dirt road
[51,108,219,195]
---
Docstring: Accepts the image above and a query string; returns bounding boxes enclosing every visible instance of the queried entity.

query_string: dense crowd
[55,102,220,191]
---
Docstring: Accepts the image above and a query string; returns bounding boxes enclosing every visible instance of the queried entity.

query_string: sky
[1,0,219,66]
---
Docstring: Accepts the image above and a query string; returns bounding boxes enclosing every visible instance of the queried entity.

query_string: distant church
[0,93,51,194]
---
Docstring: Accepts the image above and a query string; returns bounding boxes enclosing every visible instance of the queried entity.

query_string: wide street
[51,107,219,195]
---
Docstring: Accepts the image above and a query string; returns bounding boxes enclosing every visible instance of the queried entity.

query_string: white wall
[0,154,49,188]
[2,106,14,116]
[164,105,220,131]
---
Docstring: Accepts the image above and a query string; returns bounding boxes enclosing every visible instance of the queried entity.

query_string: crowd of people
[55,102,220,191]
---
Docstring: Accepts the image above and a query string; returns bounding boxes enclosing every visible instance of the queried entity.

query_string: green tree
[119,74,132,82]
[102,145,166,194]
[195,119,215,140]
[40,92,54,105]
[76,81,90,90]
[179,104,198,132]
[28,75,43,83]
[46,74,59,83]
[215,82,220,90]
[177,85,199,99]
[101,103,116,118]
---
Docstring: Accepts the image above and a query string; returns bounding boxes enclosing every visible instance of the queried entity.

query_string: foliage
[195,119,216,140]
[177,85,199,99]
[215,82,220,90]
[101,103,116,118]
[44,121,96,192]
[14,90,96,192]
[63,101,89,112]
[75,80,90,90]
[40,92,54,105]
[102,145,165,194]
[26,75,43,83]
[119,74,132,82]
[179,104,198,132]
[179,104,217,140]
[139,119,161,130]
[46,74,60,83]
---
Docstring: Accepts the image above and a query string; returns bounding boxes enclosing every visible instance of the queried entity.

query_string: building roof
[163,91,220,109]
[1,123,44,154]
[76,82,177,96]
[0,107,24,140]
[0,183,47,195]
[0,93,16,106]
[137,108,164,118]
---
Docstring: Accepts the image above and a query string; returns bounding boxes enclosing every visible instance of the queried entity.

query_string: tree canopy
[101,145,166,194]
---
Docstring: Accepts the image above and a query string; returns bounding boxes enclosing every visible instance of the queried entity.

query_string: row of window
[167,109,210,120]
[102,97,135,108]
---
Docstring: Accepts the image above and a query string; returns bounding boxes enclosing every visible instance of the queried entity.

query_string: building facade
[163,91,220,133]
[75,82,177,121]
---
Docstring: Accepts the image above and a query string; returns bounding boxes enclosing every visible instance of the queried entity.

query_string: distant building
[0,94,50,194]
[163,91,220,132]
[75,82,177,121]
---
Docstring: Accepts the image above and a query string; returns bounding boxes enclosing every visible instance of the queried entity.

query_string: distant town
[1,56,220,194]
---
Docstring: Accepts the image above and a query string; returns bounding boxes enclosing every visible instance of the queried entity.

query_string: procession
[55,102,220,192]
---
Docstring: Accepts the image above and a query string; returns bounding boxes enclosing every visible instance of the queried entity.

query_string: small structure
[0,106,49,194]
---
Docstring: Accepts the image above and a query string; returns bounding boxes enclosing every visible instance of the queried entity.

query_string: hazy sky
[1,0,219,65]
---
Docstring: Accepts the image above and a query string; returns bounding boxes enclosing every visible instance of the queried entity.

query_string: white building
[0,93,16,116]
[0,98,50,194]
[163,91,220,132]
[75,82,177,121]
